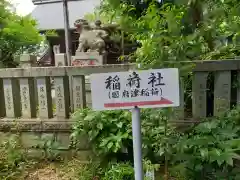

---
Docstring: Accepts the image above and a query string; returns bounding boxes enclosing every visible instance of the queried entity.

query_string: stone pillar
[55,53,67,67]
[53,53,71,110]
[53,45,61,55]
[19,54,37,68]
[19,54,38,107]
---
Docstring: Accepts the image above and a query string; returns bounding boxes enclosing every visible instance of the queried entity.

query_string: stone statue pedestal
[72,52,107,66]
[19,54,37,68]
[55,54,67,66]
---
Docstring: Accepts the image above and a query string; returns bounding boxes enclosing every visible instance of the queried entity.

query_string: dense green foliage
[88,0,240,68]
[71,108,176,163]
[0,133,157,179]
[0,0,41,67]
[0,134,32,179]
[173,108,240,179]
[71,106,240,179]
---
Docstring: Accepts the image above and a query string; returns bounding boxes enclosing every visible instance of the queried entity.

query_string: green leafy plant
[171,107,240,179]
[71,105,240,179]
[36,135,62,161]
[141,108,180,162]
[71,108,132,159]
[101,159,160,180]
[102,162,134,180]
[71,107,180,162]
[0,134,26,179]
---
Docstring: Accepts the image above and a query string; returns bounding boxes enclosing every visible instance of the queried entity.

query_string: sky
[9,0,35,16]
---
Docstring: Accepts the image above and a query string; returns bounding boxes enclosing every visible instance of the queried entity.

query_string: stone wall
[0,54,87,159]
[0,131,92,160]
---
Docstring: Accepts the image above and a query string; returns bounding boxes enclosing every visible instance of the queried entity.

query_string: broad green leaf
[100,139,110,147]
[200,148,208,159]
[116,122,123,128]
[107,142,114,149]
[217,159,224,166]
[226,157,233,166]
[84,114,96,121]
[97,122,103,130]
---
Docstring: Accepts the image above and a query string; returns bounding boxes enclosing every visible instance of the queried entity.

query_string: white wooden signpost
[90,68,180,180]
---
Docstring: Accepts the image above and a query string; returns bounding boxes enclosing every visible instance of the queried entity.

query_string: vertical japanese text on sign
[39,86,46,110]
[22,86,28,109]
[56,86,64,110]
[75,85,82,108]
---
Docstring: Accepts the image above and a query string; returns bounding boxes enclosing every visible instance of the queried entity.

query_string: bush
[0,134,27,179]
[71,108,176,162]
[71,106,240,179]
[71,108,132,161]
[171,107,240,179]
[102,162,134,180]
[102,159,159,180]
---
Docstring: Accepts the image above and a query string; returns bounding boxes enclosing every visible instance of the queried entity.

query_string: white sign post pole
[132,106,144,180]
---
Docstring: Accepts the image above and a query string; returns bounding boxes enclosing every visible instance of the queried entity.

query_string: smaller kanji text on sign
[90,68,179,110]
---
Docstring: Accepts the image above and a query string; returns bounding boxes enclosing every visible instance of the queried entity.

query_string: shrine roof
[31,0,100,30]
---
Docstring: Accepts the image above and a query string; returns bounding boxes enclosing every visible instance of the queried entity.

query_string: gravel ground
[25,164,62,180]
